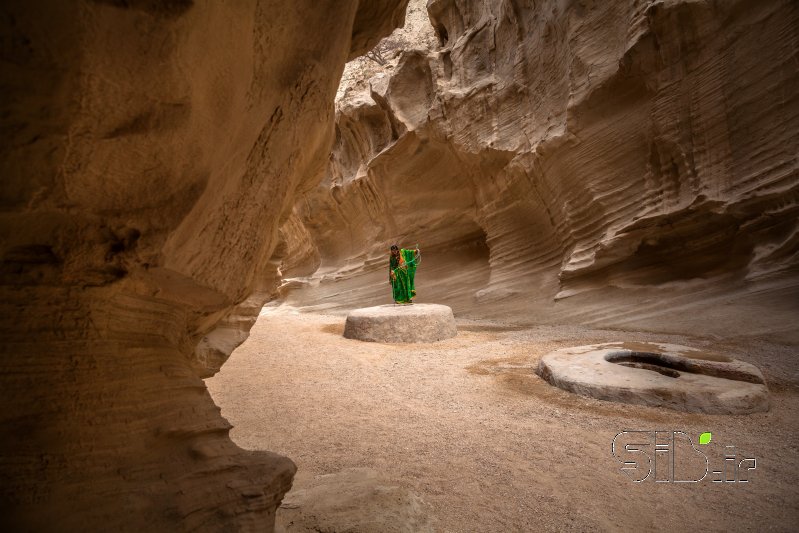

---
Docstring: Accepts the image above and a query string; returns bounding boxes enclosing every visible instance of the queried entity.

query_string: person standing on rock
[389,244,420,304]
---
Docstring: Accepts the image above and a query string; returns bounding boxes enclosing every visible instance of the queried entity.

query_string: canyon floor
[207,304,799,532]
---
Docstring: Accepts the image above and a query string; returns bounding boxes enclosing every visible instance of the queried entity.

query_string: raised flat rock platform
[343,304,457,343]
[537,342,769,414]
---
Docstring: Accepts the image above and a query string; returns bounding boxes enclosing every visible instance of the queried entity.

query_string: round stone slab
[343,304,457,343]
[537,342,769,414]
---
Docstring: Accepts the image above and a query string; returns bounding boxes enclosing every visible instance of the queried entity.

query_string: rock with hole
[537,343,769,414]
[343,303,457,343]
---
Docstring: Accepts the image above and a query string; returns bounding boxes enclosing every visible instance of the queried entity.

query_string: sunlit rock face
[0,0,408,530]
[280,0,798,329]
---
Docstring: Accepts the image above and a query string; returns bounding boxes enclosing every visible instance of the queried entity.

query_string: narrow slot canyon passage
[2,0,798,531]
[204,0,799,530]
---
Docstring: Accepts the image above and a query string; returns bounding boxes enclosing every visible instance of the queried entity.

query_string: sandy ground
[206,306,799,532]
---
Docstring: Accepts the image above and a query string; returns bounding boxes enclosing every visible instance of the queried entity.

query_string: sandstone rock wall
[281,0,799,334]
[0,0,407,530]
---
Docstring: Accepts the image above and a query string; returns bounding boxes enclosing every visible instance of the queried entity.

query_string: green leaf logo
[699,432,712,445]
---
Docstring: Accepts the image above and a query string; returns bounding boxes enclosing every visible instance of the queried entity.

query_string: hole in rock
[605,351,681,378]
[604,350,764,384]
[537,345,771,416]
[434,23,448,45]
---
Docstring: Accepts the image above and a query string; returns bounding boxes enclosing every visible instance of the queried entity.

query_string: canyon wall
[281,0,799,339]
[0,0,407,530]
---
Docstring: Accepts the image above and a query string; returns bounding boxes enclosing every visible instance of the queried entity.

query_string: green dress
[389,249,418,304]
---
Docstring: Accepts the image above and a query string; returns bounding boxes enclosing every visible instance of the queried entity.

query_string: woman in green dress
[389,244,420,304]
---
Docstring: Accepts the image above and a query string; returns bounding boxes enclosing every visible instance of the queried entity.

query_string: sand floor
[206,306,799,532]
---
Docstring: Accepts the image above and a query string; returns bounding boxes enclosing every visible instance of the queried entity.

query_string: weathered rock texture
[0,0,407,530]
[344,303,457,343]
[279,0,799,339]
[537,342,769,414]
[276,467,436,532]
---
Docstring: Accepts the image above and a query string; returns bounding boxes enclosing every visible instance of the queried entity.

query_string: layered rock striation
[280,0,799,331]
[0,0,407,530]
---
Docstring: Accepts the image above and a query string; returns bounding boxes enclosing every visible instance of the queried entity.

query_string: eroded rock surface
[537,343,769,414]
[0,0,408,530]
[344,303,457,343]
[276,468,436,533]
[279,0,799,335]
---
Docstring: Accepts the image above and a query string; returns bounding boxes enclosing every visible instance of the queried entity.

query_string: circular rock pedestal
[343,304,457,343]
[537,342,769,414]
